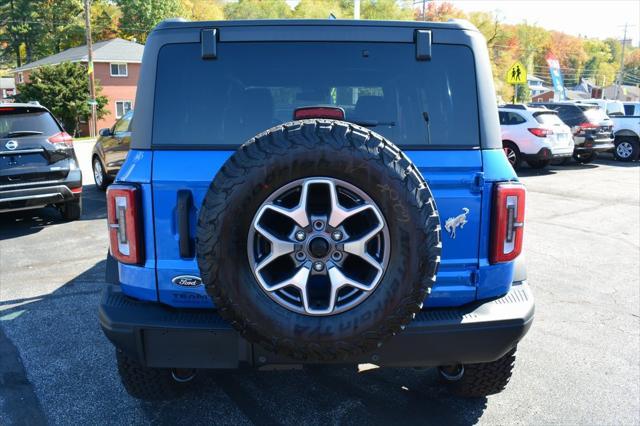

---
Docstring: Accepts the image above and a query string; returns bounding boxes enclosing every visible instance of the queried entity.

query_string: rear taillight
[573,122,598,136]
[48,131,73,147]
[527,128,553,137]
[490,183,526,264]
[107,184,143,265]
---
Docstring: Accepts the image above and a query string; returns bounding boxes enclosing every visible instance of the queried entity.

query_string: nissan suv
[0,103,82,219]
[99,19,534,400]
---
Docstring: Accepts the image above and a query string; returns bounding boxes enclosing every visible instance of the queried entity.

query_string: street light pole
[83,0,97,137]
[614,23,629,101]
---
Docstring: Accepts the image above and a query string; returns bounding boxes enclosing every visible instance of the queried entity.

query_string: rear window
[153,42,479,148]
[580,106,608,122]
[533,112,563,126]
[0,108,61,138]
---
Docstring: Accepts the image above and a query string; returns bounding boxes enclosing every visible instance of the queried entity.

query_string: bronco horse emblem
[445,208,470,239]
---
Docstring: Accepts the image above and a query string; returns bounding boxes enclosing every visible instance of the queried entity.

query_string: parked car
[611,112,640,161]
[0,102,82,219]
[499,104,574,170]
[531,102,614,163]
[623,102,640,117]
[575,99,625,116]
[92,110,132,190]
[99,19,533,400]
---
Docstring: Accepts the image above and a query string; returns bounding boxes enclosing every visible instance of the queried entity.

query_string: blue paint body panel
[115,147,519,310]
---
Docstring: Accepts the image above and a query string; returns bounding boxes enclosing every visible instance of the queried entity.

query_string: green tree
[0,0,40,66]
[224,0,291,19]
[359,0,413,20]
[293,0,346,19]
[181,0,224,20]
[117,0,185,43]
[13,62,108,136]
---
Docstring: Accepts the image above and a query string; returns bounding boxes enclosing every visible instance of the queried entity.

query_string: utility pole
[422,0,426,21]
[614,23,629,100]
[354,0,360,19]
[83,0,97,137]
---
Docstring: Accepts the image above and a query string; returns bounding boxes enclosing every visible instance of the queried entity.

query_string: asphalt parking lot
[1,141,638,425]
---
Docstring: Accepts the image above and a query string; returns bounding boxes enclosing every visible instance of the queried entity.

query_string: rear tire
[502,141,521,170]
[116,350,186,400]
[613,137,639,162]
[93,157,111,190]
[526,158,551,169]
[573,151,596,164]
[439,347,517,398]
[60,198,82,221]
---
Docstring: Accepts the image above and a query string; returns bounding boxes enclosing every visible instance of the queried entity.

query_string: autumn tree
[181,0,224,21]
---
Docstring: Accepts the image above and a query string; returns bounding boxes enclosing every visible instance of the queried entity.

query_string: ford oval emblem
[171,275,202,287]
[5,140,18,150]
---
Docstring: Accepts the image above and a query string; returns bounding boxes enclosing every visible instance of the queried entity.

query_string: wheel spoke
[267,265,311,292]
[326,180,373,227]
[254,223,295,272]
[258,181,311,228]
[343,222,385,271]
[328,265,374,292]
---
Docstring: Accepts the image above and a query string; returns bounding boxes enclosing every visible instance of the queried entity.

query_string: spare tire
[196,120,441,361]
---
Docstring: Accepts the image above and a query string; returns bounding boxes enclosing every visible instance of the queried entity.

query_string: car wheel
[196,120,441,361]
[526,158,551,169]
[439,347,517,398]
[60,198,82,221]
[613,138,639,162]
[502,141,521,170]
[93,157,110,190]
[573,151,596,164]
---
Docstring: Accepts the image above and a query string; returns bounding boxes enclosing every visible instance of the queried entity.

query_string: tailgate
[0,136,71,186]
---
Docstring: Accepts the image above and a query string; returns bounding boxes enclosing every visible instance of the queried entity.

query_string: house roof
[13,38,144,73]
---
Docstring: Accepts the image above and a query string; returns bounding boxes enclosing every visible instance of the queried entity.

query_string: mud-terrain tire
[116,350,185,400]
[196,120,441,361]
[439,347,517,398]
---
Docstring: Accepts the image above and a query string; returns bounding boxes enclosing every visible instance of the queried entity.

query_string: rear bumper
[523,147,572,161]
[99,281,535,369]
[0,169,81,212]
[575,138,615,153]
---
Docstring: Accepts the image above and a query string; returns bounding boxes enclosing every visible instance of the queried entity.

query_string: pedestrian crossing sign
[506,61,527,84]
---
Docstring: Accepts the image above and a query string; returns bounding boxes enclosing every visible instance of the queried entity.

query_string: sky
[447,0,640,46]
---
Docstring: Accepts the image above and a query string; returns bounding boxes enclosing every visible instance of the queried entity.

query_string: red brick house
[12,38,143,135]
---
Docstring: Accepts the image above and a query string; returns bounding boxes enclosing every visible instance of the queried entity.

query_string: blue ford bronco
[99,19,534,400]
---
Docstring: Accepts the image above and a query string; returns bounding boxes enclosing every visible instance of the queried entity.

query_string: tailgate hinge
[470,270,479,286]
[471,172,484,193]
[414,30,432,61]
[201,28,217,60]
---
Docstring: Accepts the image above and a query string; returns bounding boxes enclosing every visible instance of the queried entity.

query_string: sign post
[506,61,528,103]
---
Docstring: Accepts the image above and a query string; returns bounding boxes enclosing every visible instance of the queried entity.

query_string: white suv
[499,105,574,170]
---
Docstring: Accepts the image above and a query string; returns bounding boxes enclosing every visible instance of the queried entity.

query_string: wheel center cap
[308,237,330,258]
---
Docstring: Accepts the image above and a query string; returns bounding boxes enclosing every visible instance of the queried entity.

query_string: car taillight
[490,183,526,264]
[527,128,553,137]
[48,131,73,147]
[578,122,598,129]
[107,184,143,265]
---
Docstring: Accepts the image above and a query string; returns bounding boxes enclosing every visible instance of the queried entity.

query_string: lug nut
[295,230,306,241]
[331,251,343,261]
[331,230,343,241]
[295,252,306,261]
[313,261,324,272]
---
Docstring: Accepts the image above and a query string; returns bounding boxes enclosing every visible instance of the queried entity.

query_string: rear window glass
[153,42,479,148]
[0,108,60,138]
[580,106,608,122]
[534,112,563,126]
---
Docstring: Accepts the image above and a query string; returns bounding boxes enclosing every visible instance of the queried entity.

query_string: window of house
[115,100,133,118]
[17,73,24,83]
[110,63,128,77]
